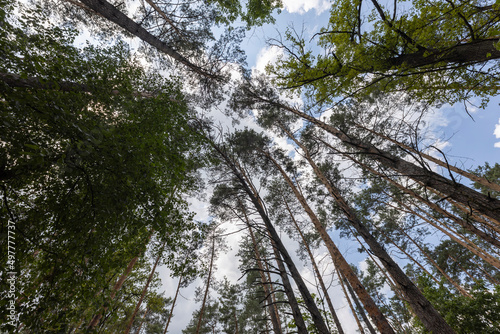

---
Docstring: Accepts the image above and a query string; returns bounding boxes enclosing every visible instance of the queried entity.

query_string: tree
[268,0,500,106]
[0,3,204,331]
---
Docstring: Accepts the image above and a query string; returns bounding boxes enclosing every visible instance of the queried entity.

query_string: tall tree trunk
[354,122,500,193]
[162,275,183,334]
[282,196,345,334]
[388,38,500,68]
[247,93,500,223]
[88,256,139,330]
[262,149,395,334]
[335,266,366,334]
[270,238,308,334]
[315,134,500,253]
[342,272,377,334]
[210,141,330,334]
[125,241,167,334]
[274,126,456,334]
[75,0,216,78]
[244,212,283,334]
[134,306,149,334]
[195,236,216,334]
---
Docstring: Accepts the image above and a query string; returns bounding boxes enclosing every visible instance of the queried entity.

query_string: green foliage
[0,3,204,332]
[209,0,282,27]
[471,162,500,199]
[268,0,500,106]
[415,276,500,333]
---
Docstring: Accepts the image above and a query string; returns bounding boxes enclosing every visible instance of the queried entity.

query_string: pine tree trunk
[125,241,166,334]
[76,0,215,78]
[342,272,377,334]
[282,197,345,334]
[354,122,500,193]
[195,236,216,334]
[163,275,183,334]
[276,127,456,334]
[245,217,283,334]
[134,307,149,334]
[317,134,500,257]
[251,95,500,223]
[270,238,308,334]
[87,256,139,330]
[335,266,366,334]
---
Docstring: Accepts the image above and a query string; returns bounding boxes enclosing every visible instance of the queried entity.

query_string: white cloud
[494,118,500,148]
[282,0,331,14]
[253,45,284,74]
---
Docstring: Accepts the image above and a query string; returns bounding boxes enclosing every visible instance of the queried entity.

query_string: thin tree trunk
[246,219,283,334]
[354,122,500,193]
[282,196,345,334]
[88,256,140,329]
[195,236,216,334]
[270,238,308,334]
[125,241,167,334]
[162,275,183,334]
[342,273,377,334]
[134,306,149,334]
[388,38,500,68]
[335,265,366,334]
[317,134,500,258]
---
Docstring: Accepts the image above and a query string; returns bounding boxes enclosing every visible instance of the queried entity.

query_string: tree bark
[342,272,377,334]
[277,126,456,334]
[75,0,216,78]
[270,238,308,334]
[195,236,216,334]
[125,241,166,334]
[248,93,500,224]
[282,196,345,334]
[388,38,500,68]
[162,275,183,334]
[244,211,283,334]
[354,122,500,193]
[87,255,139,330]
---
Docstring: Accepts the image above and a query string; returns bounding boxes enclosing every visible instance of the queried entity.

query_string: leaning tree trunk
[242,206,283,334]
[354,122,500,193]
[162,275,183,334]
[88,256,139,330]
[342,272,377,334]
[270,238,308,334]
[314,133,500,253]
[282,196,345,334]
[248,93,500,224]
[74,0,215,78]
[125,240,167,334]
[195,236,216,334]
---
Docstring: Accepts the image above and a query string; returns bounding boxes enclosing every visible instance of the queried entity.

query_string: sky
[152,0,500,332]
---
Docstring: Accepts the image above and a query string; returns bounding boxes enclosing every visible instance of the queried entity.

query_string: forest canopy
[1,0,499,333]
